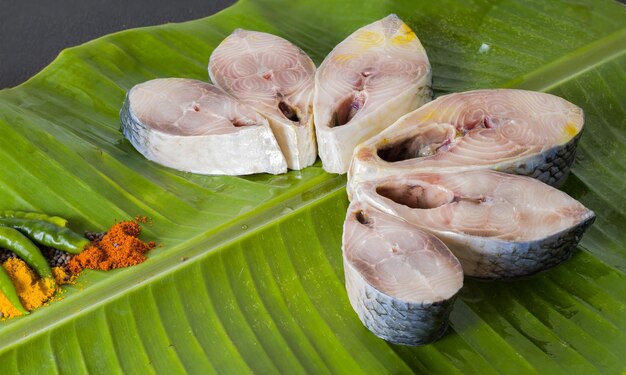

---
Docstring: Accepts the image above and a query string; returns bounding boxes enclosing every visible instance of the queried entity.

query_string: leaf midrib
[0,173,346,352]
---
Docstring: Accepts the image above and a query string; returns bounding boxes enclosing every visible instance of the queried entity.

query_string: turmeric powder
[0,258,56,318]
[52,266,76,285]
[0,218,156,319]
[68,220,156,274]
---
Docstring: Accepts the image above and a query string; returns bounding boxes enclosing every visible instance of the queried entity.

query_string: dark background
[0,0,235,89]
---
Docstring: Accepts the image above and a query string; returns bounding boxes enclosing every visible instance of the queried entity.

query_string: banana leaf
[0,0,625,373]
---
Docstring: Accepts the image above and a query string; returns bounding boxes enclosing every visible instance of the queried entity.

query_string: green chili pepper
[0,218,89,254]
[1,210,68,228]
[0,265,28,315]
[0,227,54,284]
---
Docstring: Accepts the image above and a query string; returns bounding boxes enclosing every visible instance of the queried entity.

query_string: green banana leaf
[0,0,625,373]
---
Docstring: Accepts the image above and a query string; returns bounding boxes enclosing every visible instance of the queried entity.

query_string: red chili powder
[68,220,156,274]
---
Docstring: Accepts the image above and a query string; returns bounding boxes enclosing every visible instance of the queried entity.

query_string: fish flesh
[348,89,584,194]
[120,78,287,175]
[314,14,432,174]
[343,201,463,345]
[351,170,595,279]
[209,30,317,170]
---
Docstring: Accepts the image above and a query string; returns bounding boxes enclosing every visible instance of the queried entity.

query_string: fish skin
[345,264,459,345]
[314,14,432,174]
[440,216,594,279]
[348,89,584,196]
[343,201,463,345]
[351,170,595,279]
[209,29,317,170]
[509,132,581,187]
[120,78,287,175]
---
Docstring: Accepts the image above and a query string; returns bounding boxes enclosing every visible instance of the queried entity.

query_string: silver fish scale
[468,215,595,279]
[345,261,457,346]
[120,94,143,147]
[504,132,581,188]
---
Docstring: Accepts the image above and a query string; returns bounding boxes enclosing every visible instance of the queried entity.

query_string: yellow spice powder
[53,266,76,286]
[0,258,56,319]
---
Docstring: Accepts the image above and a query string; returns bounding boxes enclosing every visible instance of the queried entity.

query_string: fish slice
[120,78,287,175]
[209,30,317,170]
[349,89,584,194]
[351,170,595,278]
[343,200,463,345]
[314,14,432,173]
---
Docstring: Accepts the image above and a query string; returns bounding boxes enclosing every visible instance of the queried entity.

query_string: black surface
[0,0,236,89]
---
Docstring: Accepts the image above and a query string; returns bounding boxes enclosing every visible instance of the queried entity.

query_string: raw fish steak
[209,30,317,170]
[351,170,595,278]
[121,78,287,175]
[314,14,432,174]
[343,201,463,345]
[349,89,584,194]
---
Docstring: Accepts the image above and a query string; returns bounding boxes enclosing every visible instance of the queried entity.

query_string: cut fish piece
[343,201,463,346]
[120,78,287,175]
[349,89,584,194]
[314,14,432,174]
[209,29,317,170]
[351,170,595,279]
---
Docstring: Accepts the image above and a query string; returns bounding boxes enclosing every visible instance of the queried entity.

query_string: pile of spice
[69,219,157,274]
[0,258,57,319]
[0,216,156,319]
